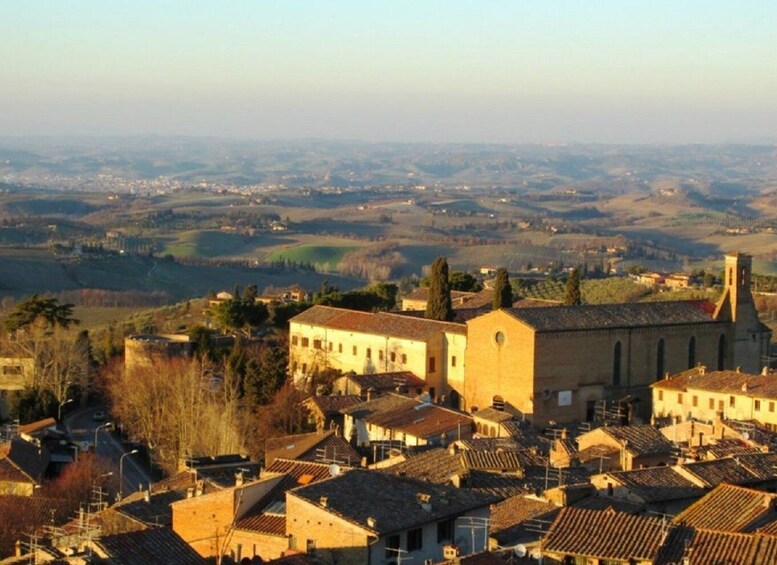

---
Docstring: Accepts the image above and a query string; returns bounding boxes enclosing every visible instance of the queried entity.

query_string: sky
[2,1,776,144]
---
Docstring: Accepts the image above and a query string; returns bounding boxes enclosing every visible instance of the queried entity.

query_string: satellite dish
[742,432,750,440]
[328,463,341,477]
[514,545,527,558]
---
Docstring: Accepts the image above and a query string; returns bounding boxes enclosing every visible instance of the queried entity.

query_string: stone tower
[714,253,772,373]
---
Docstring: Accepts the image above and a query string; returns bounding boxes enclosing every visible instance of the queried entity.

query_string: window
[658,390,664,401]
[613,341,622,386]
[301,363,307,374]
[428,357,436,373]
[437,519,454,543]
[494,331,505,345]
[451,356,457,368]
[291,361,298,373]
[390,352,396,363]
[688,336,696,369]
[301,337,309,348]
[313,339,322,350]
[385,534,400,559]
[353,345,358,356]
[678,393,683,404]
[771,402,775,413]
[379,350,384,361]
[328,342,333,352]
[755,400,761,411]
[493,395,505,410]
[291,336,299,346]
[692,396,698,407]
[656,338,665,381]
[338,343,343,353]
[709,398,715,409]
[729,396,736,408]
[406,528,423,552]
[2,365,22,375]
[718,400,724,412]
[401,354,407,364]
[366,348,372,359]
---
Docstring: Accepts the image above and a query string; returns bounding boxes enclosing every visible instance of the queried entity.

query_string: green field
[267,245,359,271]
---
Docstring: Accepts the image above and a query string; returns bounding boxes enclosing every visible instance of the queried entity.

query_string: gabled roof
[489,495,560,546]
[265,430,360,466]
[0,438,44,484]
[343,394,472,440]
[679,457,762,487]
[606,466,706,502]
[290,305,466,339]
[18,417,57,436]
[542,507,666,561]
[380,448,464,485]
[592,424,676,457]
[658,526,777,565]
[304,394,363,415]
[673,484,777,533]
[95,527,204,564]
[498,300,716,332]
[289,469,499,536]
[471,407,513,424]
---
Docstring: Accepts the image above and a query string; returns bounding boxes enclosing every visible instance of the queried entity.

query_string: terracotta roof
[734,452,777,480]
[679,457,762,487]
[289,469,499,536]
[472,407,513,424]
[304,395,363,415]
[653,367,777,399]
[461,450,539,471]
[505,300,716,332]
[95,527,204,564]
[458,437,531,452]
[290,305,466,338]
[673,484,777,533]
[489,495,560,546]
[341,371,426,391]
[380,448,464,485]
[575,444,620,465]
[467,470,532,499]
[344,394,472,440]
[596,425,676,457]
[265,431,360,466]
[658,526,777,565]
[606,466,706,502]
[542,507,666,561]
[18,417,57,435]
[264,458,346,483]
[112,488,186,527]
[706,438,762,459]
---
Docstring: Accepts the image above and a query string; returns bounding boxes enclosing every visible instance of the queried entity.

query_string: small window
[366,348,372,359]
[678,393,683,404]
[658,390,664,401]
[451,356,457,368]
[328,342,333,352]
[729,396,736,408]
[291,336,299,346]
[338,343,343,353]
[390,352,396,362]
[719,400,724,412]
[406,527,423,552]
[385,534,400,559]
[771,402,775,413]
[495,331,505,345]
[401,354,407,364]
[353,346,358,356]
[709,398,715,409]
[437,519,454,543]
[291,361,298,373]
[755,400,761,411]
[692,396,698,407]
[302,363,307,374]
[428,357,436,373]
[379,350,384,361]
[313,339,322,350]
[301,337,309,348]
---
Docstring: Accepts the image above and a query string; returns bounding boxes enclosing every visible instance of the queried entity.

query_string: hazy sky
[2,1,776,143]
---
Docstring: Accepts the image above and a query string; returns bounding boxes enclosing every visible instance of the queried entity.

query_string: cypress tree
[565,268,582,306]
[493,268,512,310]
[425,256,453,321]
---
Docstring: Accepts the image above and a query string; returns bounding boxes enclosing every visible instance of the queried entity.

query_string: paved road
[65,406,153,498]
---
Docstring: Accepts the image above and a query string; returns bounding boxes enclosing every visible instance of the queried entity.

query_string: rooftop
[265,430,360,466]
[289,469,499,536]
[673,484,777,533]
[653,366,777,399]
[606,466,706,502]
[594,424,676,457]
[339,371,426,391]
[95,527,203,565]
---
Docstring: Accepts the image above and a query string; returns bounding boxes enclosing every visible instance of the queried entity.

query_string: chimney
[144,489,151,503]
[319,496,328,508]
[235,473,244,487]
[366,387,374,402]
[699,366,706,376]
[417,493,432,511]
[763,366,770,376]
[736,366,742,373]
[187,487,195,499]
[367,517,377,528]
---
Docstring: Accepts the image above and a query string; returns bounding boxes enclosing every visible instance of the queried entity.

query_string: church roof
[504,300,716,332]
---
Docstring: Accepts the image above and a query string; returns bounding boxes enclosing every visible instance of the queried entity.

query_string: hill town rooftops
[653,367,777,399]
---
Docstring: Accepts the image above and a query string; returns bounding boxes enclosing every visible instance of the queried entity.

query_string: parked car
[92,410,106,422]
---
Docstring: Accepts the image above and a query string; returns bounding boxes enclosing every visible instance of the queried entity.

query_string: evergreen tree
[493,268,512,310]
[565,268,582,306]
[425,256,453,321]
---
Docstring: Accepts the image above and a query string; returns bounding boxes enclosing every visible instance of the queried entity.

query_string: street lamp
[119,449,139,499]
[58,398,75,422]
[94,422,113,454]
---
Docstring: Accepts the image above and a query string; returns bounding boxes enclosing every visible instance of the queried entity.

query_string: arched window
[718,334,726,370]
[492,395,505,411]
[688,336,696,369]
[656,338,665,381]
[613,341,622,386]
